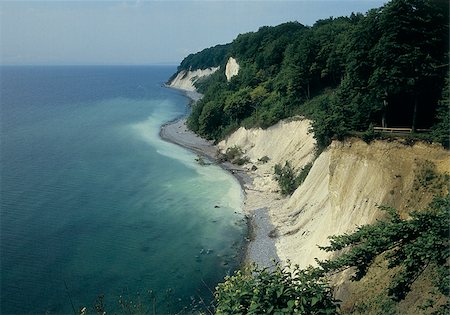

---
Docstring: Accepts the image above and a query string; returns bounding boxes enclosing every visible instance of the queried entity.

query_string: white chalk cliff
[225,57,240,81]
[219,119,450,269]
[169,66,449,270]
[168,67,219,91]
[169,67,449,312]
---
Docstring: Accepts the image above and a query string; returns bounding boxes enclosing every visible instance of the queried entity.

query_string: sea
[0,66,246,314]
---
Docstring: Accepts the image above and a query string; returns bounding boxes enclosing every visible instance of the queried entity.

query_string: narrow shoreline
[159,118,252,189]
[160,86,280,268]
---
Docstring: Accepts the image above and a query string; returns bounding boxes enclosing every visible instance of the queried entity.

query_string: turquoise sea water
[0,66,246,314]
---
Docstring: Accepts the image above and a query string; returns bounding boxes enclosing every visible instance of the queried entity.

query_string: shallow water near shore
[0,66,246,313]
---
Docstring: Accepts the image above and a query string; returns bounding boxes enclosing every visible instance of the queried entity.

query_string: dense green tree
[197,100,225,139]
[177,44,230,72]
[177,0,449,147]
[311,17,354,87]
[367,0,449,131]
[431,72,450,148]
[224,87,254,123]
[279,33,316,101]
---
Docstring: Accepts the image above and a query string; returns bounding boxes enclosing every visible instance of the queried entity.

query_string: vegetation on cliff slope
[274,161,312,196]
[215,194,449,315]
[176,0,448,148]
[319,195,449,311]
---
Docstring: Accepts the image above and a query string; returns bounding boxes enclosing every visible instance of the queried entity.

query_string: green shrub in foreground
[215,263,339,315]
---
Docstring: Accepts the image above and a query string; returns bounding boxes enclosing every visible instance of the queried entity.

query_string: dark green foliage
[431,72,450,148]
[307,93,350,150]
[234,156,250,166]
[317,194,450,302]
[178,44,230,72]
[274,162,313,196]
[297,162,313,187]
[215,263,339,315]
[362,124,377,144]
[218,146,243,162]
[166,44,230,85]
[356,0,448,131]
[177,0,449,148]
[274,162,298,196]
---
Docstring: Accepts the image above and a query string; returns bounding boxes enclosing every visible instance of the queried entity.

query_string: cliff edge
[168,67,219,92]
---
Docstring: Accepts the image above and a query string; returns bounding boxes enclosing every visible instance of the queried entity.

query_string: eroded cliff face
[168,57,239,90]
[277,140,449,268]
[168,67,219,91]
[225,57,239,81]
[218,118,316,192]
[218,119,450,268]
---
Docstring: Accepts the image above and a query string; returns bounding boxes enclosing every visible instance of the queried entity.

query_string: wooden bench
[374,127,412,133]
[373,127,430,133]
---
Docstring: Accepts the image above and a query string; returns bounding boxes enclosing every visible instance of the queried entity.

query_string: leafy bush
[274,161,313,196]
[218,146,249,165]
[274,162,298,195]
[362,124,377,144]
[234,156,250,166]
[296,162,313,187]
[221,146,243,161]
[215,263,339,314]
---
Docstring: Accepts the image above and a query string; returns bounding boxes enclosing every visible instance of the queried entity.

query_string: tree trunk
[307,82,310,100]
[412,97,418,132]
[382,90,388,128]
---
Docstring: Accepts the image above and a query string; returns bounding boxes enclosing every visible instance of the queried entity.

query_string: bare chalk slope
[219,121,450,268]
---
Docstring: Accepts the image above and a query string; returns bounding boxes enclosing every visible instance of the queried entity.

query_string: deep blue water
[0,66,246,314]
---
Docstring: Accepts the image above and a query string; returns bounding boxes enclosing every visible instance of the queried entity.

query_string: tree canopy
[175,0,449,148]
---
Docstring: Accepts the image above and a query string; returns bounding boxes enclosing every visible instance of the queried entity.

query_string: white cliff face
[168,67,219,91]
[275,140,449,268]
[218,118,316,193]
[169,57,238,89]
[225,57,240,81]
[218,118,450,269]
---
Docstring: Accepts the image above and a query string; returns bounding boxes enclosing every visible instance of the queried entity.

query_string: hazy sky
[0,0,386,65]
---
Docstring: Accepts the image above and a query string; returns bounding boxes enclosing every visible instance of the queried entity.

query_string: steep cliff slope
[218,118,316,192]
[218,119,449,269]
[168,67,219,91]
[276,139,449,268]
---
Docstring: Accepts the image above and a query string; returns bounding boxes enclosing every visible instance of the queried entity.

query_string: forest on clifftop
[174,0,449,150]
[169,1,450,314]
